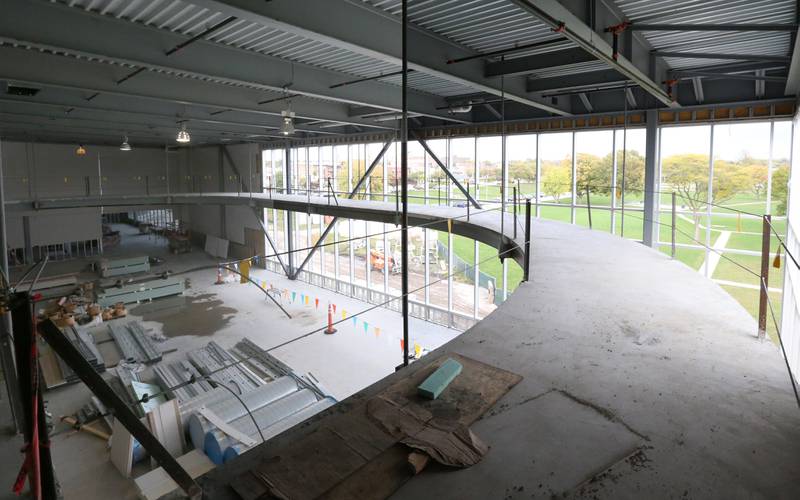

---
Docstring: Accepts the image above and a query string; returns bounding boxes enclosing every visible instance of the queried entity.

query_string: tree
[508,160,536,182]
[541,160,571,203]
[661,153,748,238]
[772,164,789,216]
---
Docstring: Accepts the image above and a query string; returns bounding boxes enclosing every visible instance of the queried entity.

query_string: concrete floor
[199,215,800,500]
[0,223,459,499]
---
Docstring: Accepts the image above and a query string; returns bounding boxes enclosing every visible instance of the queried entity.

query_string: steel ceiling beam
[509,0,677,107]
[653,51,791,63]
[673,71,787,82]
[629,23,798,31]
[186,0,571,116]
[485,48,595,78]
[785,28,800,95]
[0,46,406,142]
[0,0,464,125]
[528,70,627,93]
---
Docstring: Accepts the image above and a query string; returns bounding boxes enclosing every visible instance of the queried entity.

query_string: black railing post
[586,184,593,230]
[671,192,677,259]
[513,185,518,238]
[757,214,771,339]
[523,198,532,282]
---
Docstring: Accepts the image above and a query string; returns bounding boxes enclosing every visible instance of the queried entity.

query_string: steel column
[642,109,659,247]
[758,215,771,339]
[401,0,410,367]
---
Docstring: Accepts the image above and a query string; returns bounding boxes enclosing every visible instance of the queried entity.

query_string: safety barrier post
[757,214,771,339]
[586,184,593,230]
[671,192,677,259]
[523,198,532,282]
[513,185,518,238]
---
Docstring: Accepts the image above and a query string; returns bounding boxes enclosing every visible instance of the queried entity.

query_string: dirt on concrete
[132,292,237,337]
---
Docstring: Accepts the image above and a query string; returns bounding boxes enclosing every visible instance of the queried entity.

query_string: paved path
[699,230,732,277]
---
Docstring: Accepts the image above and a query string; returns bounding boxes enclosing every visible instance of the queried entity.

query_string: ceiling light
[75,144,86,156]
[280,110,295,136]
[176,123,191,143]
[119,135,132,151]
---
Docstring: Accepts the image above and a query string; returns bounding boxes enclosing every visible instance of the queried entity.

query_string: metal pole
[400,0,409,368]
[513,186,518,238]
[586,184,593,230]
[467,181,470,221]
[0,138,23,432]
[523,199,531,282]
[757,214,771,339]
[671,192,677,258]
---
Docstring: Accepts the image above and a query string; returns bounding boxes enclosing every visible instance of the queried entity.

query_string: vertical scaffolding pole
[671,192,677,259]
[400,0,409,367]
[524,199,532,282]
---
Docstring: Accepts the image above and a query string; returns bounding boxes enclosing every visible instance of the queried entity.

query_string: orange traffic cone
[215,268,224,285]
[325,303,337,334]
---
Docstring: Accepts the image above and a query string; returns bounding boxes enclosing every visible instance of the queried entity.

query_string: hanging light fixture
[176,122,191,143]
[75,144,86,156]
[280,110,295,136]
[119,135,132,151]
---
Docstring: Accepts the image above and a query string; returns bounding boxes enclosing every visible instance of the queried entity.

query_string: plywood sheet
[135,450,214,500]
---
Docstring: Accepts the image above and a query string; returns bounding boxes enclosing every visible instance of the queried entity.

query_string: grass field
[429,190,787,341]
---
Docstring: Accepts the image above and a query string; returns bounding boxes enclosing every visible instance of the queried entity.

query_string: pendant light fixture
[119,135,132,151]
[176,122,191,143]
[75,144,87,156]
[280,110,295,136]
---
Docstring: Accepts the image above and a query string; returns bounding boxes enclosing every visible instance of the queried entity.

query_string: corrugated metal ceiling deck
[51,0,482,99]
[616,0,795,70]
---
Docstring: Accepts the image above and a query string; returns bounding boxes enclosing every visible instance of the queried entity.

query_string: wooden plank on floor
[135,449,214,500]
[147,399,184,465]
[110,417,134,478]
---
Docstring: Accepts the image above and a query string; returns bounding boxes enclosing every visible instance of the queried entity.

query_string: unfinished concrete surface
[199,216,800,499]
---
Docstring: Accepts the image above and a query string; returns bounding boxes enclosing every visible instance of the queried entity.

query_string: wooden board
[147,399,184,465]
[134,450,214,500]
[110,417,134,478]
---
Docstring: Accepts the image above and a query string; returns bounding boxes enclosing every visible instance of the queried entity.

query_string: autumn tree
[541,159,571,203]
[661,153,748,238]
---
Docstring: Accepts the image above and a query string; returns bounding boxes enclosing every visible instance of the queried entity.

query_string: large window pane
[539,132,573,223]
[424,139,447,205]
[659,124,712,268]
[574,130,613,232]
[448,137,474,204]
[506,134,537,203]
[476,136,501,205]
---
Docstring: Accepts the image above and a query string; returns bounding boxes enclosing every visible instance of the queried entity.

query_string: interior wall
[180,143,264,257]
[0,140,184,250]
[781,108,800,382]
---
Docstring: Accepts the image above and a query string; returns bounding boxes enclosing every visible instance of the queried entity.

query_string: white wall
[781,111,800,382]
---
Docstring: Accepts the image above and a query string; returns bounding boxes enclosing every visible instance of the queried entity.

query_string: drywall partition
[781,108,800,383]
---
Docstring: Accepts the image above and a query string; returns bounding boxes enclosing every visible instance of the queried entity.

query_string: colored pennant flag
[374,327,380,338]
[291,291,296,302]
[315,298,319,309]
[332,304,337,313]
[305,295,309,305]
[400,339,404,351]
[342,310,347,320]
[447,218,452,233]
[414,342,422,358]
[352,316,358,328]
[261,281,266,288]
[363,321,369,333]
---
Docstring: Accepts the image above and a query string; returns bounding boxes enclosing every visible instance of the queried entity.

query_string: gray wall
[0,140,264,254]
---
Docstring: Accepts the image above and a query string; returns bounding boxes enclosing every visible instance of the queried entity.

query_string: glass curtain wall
[261,121,794,329]
[657,119,792,338]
